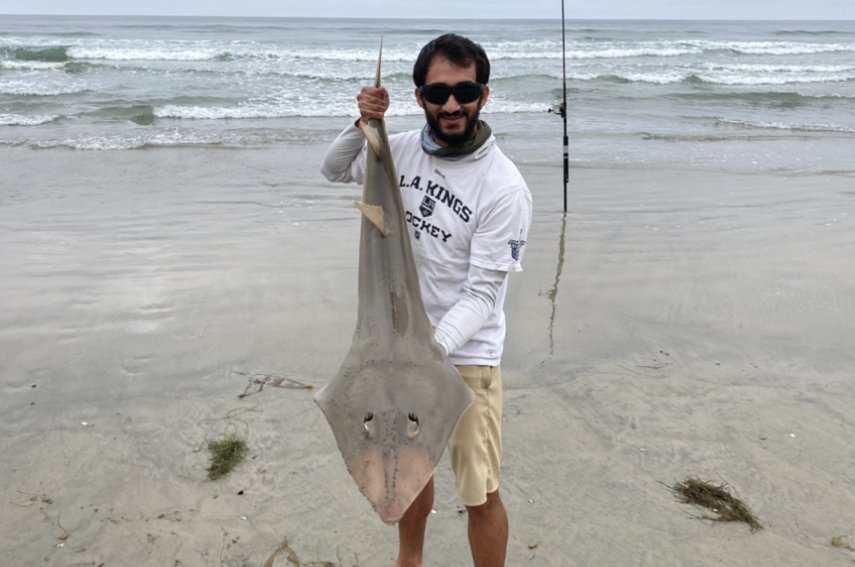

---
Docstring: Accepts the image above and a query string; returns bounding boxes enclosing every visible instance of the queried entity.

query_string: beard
[424,105,482,147]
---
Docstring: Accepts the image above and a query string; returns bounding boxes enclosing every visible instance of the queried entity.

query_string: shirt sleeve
[469,183,532,273]
[321,122,367,184]
[433,265,507,356]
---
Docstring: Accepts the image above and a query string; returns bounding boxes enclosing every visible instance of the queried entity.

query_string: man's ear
[479,85,491,109]
[414,87,425,109]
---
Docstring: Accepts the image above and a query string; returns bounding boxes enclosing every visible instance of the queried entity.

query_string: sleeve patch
[507,231,527,261]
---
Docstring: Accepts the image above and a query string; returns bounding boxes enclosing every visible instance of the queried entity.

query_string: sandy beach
[1,137,854,567]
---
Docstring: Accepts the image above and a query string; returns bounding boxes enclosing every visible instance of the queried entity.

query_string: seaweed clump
[669,477,762,532]
[207,435,248,480]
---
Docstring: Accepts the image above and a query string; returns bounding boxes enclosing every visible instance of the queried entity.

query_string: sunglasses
[419,81,484,105]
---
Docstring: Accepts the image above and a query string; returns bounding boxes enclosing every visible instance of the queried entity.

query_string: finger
[357,91,386,107]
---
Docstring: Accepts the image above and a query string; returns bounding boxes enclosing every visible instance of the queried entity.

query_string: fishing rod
[561,0,568,212]
[547,0,570,212]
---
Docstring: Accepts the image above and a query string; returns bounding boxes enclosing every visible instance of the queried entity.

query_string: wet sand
[1,142,854,566]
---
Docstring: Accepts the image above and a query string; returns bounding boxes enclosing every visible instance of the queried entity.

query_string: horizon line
[2,13,854,22]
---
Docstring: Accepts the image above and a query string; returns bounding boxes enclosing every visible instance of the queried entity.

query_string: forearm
[433,266,506,356]
[320,122,365,183]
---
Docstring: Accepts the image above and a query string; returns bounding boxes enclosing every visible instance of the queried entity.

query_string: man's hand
[357,86,389,122]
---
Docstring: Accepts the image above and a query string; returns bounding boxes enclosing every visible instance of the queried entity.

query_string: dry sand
[1,142,854,566]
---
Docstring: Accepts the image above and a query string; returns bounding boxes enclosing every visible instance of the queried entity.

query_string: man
[321,33,532,567]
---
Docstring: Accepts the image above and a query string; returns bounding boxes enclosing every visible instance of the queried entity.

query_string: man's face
[415,56,490,147]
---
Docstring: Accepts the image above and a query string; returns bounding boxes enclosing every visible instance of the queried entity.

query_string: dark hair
[412,33,490,87]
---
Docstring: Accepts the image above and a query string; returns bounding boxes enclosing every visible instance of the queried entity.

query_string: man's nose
[442,94,462,111]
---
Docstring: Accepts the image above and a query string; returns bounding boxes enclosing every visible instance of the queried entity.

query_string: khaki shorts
[448,365,503,507]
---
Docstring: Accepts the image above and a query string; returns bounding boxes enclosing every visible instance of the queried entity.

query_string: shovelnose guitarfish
[314,40,475,524]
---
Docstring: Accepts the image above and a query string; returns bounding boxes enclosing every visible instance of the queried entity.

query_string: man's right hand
[357,86,389,122]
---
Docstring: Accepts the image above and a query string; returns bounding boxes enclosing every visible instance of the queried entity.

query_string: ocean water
[1,15,855,170]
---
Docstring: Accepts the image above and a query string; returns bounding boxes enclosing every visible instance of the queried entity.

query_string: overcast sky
[3,0,854,21]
